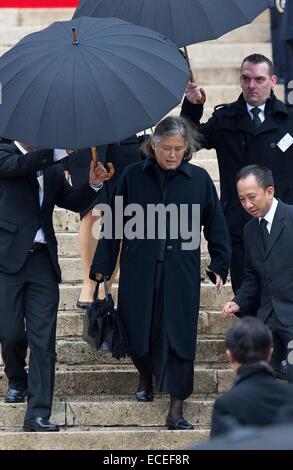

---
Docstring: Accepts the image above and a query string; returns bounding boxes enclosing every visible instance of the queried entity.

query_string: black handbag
[83,277,129,359]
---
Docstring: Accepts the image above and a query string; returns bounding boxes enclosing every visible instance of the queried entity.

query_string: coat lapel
[265,201,286,258]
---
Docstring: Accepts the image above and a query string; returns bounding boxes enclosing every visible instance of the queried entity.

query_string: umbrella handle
[91,146,115,180]
[183,46,206,105]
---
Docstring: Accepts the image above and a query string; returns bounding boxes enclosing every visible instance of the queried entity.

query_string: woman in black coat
[64,137,142,307]
[90,116,231,430]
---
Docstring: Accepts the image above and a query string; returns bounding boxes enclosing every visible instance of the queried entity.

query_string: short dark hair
[240,53,275,77]
[226,317,273,365]
[235,164,274,189]
[140,116,203,162]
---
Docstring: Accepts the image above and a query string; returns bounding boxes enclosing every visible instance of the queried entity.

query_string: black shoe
[166,417,194,430]
[5,386,27,403]
[23,417,60,432]
[76,299,92,309]
[135,389,154,402]
[274,360,288,381]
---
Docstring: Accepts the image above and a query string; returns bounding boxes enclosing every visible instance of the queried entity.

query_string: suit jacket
[210,363,293,438]
[234,200,293,325]
[0,143,98,282]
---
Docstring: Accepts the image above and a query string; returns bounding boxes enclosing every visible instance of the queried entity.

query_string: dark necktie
[251,107,262,127]
[259,218,269,250]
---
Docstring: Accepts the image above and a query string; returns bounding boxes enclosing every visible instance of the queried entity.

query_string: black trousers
[265,310,293,383]
[0,249,59,420]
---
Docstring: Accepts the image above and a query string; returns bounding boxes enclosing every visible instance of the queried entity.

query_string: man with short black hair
[222,165,293,382]
[210,317,293,438]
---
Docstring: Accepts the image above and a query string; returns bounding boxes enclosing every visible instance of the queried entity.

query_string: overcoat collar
[143,157,192,178]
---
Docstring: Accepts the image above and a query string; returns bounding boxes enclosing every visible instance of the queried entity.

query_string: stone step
[56,337,227,365]
[58,282,233,310]
[58,253,212,283]
[0,8,73,27]
[0,7,270,28]
[0,397,214,427]
[217,23,270,43]
[188,42,272,65]
[56,310,236,339]
[0,426,208,450]
[0,367,235,396]
[57,229,211,258]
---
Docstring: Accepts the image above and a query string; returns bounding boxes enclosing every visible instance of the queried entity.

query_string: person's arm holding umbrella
[181,80,218,151]
[55,160,111,214]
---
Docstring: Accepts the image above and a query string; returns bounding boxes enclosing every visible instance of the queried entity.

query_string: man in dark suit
[222,165,293,382]
[210,317,293,438]
[182,53,293,296]
[0,141,108,431]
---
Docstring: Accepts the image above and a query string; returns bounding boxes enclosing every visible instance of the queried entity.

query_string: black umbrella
[0,16,189,150]
[73,0,269,103]
[73,0,270,48]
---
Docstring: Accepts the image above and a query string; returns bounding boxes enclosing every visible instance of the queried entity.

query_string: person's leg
[78,211,101,305]
[132,354,153,401]
[165,350,194,430]
[0,270,28,400]
[264,311,286,377]
[23,250,59,429]
[273,320,293,384]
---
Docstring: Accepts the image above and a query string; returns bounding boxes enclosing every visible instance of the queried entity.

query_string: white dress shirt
[258,197,278,234]
[246,103,266,123]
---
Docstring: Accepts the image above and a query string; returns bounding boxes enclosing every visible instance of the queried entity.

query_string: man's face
[240,61,277,107]
[237,174,274,218]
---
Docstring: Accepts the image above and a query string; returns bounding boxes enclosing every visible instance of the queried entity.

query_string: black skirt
[133,261,194,401]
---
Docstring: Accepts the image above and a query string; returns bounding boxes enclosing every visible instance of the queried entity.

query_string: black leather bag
[83,277,129,359]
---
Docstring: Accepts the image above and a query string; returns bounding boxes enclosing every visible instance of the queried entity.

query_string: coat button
[270,143,276,149]
[166,245,173,251]
[268,279,272,283]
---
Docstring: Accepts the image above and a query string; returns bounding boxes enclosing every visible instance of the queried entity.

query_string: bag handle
[93,276,110,301]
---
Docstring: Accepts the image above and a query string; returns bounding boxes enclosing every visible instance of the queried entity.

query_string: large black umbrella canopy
[0,17,189,149]
[73,0,270,48]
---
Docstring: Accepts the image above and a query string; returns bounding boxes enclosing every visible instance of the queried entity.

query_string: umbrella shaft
[183,47,195,83]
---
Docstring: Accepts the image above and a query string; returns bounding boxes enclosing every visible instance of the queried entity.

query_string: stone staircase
[0,7,279,450]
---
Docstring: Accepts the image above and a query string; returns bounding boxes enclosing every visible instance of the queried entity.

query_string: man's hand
[95,272,103,281]
[222,301,240,319]
[89,161,115,186]
[206,267,223,294]
[184,81,206,105]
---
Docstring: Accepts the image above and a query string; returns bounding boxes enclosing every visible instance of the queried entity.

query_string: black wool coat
[182,93,293,236]
[90,158,231,360]
[210,363,293,438]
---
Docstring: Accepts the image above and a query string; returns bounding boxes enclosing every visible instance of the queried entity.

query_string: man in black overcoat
[210,317,293,438]
[222,165,293,382]
[182,53,293,298]
[0,141,107,431]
